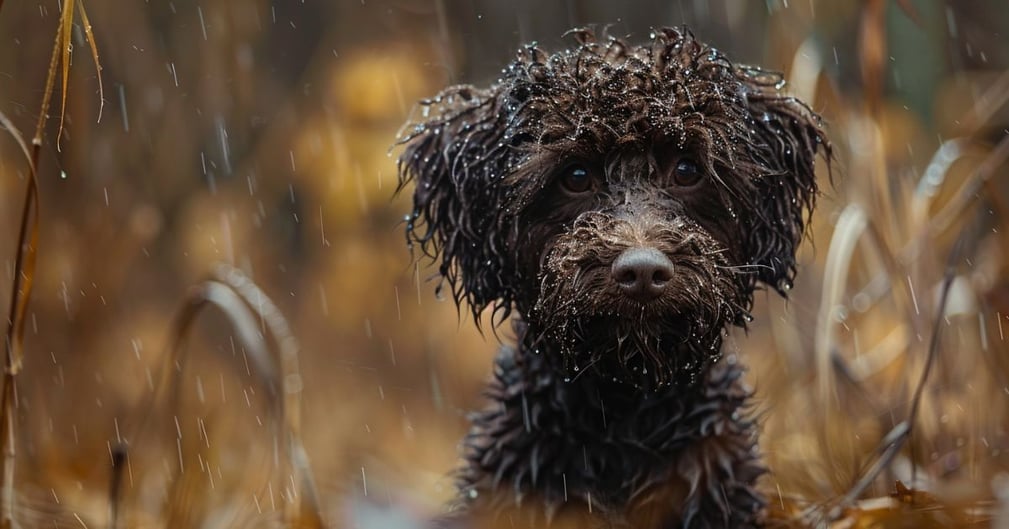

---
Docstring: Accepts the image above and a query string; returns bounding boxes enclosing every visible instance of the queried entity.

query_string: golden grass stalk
[53,0,104,149]
[127,264,325,528]
[0,109,37,529]
[0,0,102,525]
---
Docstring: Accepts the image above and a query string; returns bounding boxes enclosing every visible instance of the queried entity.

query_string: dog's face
[398,28,829,387]
[516,147,757,387]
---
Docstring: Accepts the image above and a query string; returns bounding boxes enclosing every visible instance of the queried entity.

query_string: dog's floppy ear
[396,85,518,322]
[738,74,831,294]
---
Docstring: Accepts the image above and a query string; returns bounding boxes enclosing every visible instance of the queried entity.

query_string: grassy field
[0,1,1007,527]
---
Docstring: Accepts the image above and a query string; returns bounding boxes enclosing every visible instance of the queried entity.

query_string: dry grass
[0,1,1006,528]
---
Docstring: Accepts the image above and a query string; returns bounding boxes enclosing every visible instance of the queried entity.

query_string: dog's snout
[611,248,674,302]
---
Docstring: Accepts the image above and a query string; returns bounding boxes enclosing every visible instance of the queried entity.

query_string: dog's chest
[463,347,755,526]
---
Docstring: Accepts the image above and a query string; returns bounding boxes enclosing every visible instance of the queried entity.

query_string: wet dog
[397,27,829,528]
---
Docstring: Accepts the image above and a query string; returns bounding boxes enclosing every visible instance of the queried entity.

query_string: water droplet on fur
[468,489,479,499]
[573,366,580,372]
[779,279,793,291]
[563,377,571,383]
[742,313,754,323]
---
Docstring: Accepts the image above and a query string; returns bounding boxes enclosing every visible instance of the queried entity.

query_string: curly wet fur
[397,27,829,528]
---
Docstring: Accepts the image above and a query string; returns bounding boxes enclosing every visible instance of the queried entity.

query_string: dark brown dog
[397,27,829,528]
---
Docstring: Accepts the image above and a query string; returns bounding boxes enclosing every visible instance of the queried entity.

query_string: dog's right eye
[560,164,595,194]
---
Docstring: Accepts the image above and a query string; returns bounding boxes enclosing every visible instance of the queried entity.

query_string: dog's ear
[396,86,518,322]
[738,78,831,295]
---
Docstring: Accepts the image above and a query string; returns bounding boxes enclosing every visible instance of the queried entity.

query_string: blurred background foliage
[0,0,1007,527]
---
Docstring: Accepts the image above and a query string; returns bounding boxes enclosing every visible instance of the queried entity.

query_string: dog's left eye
[560,164,595,194]
[673,159,703,187]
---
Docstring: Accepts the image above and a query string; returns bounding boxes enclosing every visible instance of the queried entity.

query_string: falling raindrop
[117,83,129,132]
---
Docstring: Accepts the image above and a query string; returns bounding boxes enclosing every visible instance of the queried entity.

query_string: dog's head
[397,27,829,387]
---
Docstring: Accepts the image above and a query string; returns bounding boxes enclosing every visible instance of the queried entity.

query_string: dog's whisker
[568,356,602,383]
[715,263,774,273]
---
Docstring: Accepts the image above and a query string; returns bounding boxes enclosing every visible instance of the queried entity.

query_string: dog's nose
[611,248,674,302]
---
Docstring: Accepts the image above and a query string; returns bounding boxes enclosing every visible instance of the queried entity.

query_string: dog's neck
[511,313,724,394]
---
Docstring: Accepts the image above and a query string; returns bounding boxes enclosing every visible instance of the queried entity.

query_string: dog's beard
[528,214,749,389]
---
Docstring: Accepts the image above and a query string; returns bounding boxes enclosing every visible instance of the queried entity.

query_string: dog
[396,27,829,528]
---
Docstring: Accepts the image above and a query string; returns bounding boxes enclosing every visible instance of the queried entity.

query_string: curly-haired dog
[397,27,829,528]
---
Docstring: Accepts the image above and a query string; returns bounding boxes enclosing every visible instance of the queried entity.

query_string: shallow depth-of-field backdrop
[0,1,1008,527]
